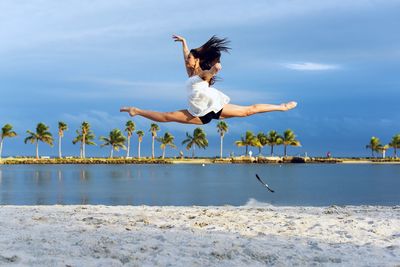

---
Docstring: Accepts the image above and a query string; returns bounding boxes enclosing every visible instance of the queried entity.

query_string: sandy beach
[0,203,399,266]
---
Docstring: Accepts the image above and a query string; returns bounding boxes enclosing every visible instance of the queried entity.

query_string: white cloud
[283,62,340,71]
[61,110,127,131]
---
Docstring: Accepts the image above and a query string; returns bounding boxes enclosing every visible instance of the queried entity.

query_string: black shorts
[199,109,223,124]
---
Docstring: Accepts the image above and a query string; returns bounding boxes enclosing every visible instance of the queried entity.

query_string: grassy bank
[1,156,400,165]
[0,157,171,165]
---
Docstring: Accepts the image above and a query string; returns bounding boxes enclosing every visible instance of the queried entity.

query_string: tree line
[234,130,301,157]
[0,121,301,159]
[366,135,400,158]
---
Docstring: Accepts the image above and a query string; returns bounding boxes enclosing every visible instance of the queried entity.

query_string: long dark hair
[190,36,231,85]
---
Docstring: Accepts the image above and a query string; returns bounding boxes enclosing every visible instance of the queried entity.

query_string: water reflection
[0,169,11,204]
[110,170,123,179]
[56,169,64,204]
[58,170,63,182]
[33,170,52,185]
[127,168,133,179]
[36,195,47,205]
[80,195,89,205]
[136,169,142,179]
[80,169,90,180]
[0,164,399,206]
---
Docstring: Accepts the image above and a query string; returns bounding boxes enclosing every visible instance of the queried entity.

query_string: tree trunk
[138,141,141,159]
[82,134,86,159]
[0,139,3,159]
[284,145,287,157]
[162,148,165,159]
[395,148,397,159]
[36,141,39,159]
[220,136,223,159]
[80,144,83,158]
[152,136,155,159]
[192,146,195,158]
[110,147,113,158]
[58,135,62,158]
[126,136,131,158]
[245,145,248,156]
[270,145,274,156]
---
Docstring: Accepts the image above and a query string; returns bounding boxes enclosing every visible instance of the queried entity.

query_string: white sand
[0,203,399,266]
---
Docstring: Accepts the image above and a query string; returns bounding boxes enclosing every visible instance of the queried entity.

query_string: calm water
[0,164,399,206]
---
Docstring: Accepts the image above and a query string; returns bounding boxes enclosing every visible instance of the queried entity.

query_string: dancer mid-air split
[120,35,297,125]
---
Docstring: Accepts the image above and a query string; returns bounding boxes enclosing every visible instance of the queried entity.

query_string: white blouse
[185,75,230,117]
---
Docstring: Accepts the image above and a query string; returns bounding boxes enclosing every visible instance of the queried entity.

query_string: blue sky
[0,0,399,158]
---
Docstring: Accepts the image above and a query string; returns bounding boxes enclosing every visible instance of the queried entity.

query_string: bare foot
[281,101,297,111]
[120,107,139,117]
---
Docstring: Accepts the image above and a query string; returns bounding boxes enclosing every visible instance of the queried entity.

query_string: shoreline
[1,157,400,165]
[0,204,398,266]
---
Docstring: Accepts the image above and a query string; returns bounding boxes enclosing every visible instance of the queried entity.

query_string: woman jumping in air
[120,35,297,125]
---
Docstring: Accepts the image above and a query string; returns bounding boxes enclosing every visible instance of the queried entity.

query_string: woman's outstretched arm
[199,63,222,82]
[172,34,191,76]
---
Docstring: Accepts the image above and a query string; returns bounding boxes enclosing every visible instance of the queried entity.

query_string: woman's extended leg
[120,107,203,125]
[220,101,297,119]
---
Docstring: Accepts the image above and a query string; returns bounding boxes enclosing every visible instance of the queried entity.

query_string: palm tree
[217,121,228,159]
[257,132,268,155]
[157,132,176,159]
[366,136,381,158]
[24,123,54,159]
[100,129,127,158]
[281,129,301,157]
[81,122,90,158]
[72,122,96,158]
[136,130,144,159]
[182,128,208,158]
[389,134,400,158]
[235,131,261,156]
[58,121,68,158]
[149,123,160,159]
[0,124,17,159]
[266,130,283,156]
[125,120,135,158]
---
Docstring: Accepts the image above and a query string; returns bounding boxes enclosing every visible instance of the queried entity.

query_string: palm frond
[1,124,17,138]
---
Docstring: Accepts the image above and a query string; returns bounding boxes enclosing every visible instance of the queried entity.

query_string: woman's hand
[200,62,222,81]
[172,34,186,43]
